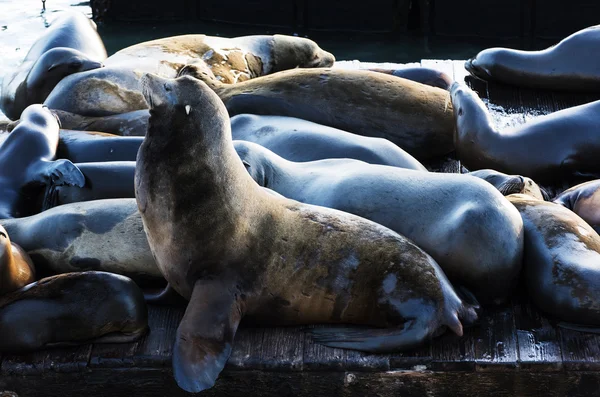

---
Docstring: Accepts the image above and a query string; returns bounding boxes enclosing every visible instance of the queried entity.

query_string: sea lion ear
[242,160,251,169]
[185,105,191,116]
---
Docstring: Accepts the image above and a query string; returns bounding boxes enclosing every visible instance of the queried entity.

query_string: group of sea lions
[2,10,600,394]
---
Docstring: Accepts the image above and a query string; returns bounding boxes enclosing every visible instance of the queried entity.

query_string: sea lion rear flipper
[33,159,85,187]
[143,283,187,306]
[173,279,243,393]
[306,319,430,353]
[557,322,600,334]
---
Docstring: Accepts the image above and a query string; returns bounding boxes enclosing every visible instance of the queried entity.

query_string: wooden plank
[131,306,184,367]
[513,297,563,371]
[559,329,600,371]
[430,327,476,371]
[472,303,518,371]
[226,327,266,370]
[259,326,304,371]
[302,325,347,370]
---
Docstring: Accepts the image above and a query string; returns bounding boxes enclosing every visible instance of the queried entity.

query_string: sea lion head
[270,35,335,73]
[19,104,60,131]
[465,48,509,81]
[28,48,104,102]
[233,140,270,187]
[469,169,546,200]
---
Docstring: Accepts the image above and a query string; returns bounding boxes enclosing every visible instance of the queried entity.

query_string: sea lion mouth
[465,59,491,80]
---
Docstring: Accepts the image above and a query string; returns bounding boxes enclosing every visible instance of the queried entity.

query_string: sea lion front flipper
[143,283,187,306]
[557,322,600,334]
[32,159,85,187]
[173,279,244,393]
[306,319,430,353]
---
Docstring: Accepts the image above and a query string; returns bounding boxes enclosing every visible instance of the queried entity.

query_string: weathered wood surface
[2,60,600,396]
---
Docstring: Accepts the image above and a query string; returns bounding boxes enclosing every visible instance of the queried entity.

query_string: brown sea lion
[52,110,150,136]
[508,194,600,329]
[451,82,600,184]
[179,67,455,160]
[1,11,107,120]
[0,271,148,352]
[0,225,35,295]
[0,105,84,219]
[554,180,600,234]
[135,74,478,393]
[466,25,600,91]
[469,169,547,200]
[369,67,453,90]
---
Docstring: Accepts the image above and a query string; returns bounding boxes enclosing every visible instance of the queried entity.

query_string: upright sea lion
[1,11,107,120]
[53,109,150,137]
[508,194,600,328]
[231,114,426,170]
[235,141,523,304]
[136,74,478,393]
[0,271,148,352]
[451,82,600,184]
[0,105,85,219]
[45,162,136,209]
[554,180,600,233]
[57,130,143,162]
[469,169,547,200]
[179,67,455,160]
[0,225,35,295]
[466,25,600,91]
[105,34,335,82]
[0,199,161,283]
[369,67,453,90]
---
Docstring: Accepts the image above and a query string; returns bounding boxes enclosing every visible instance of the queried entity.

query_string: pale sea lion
[234,140,524,304]
[0,225,35,295]
[0,271,148,352]
[466,25,600,91]
[136,74,478,393]
[105,34,335,82]
[554,180,600,234]
[231,114,426,169]
[0,105,85,218]
[508,194,600,329]
[180,67,455,160]
[469,169,547,200]
[0,199,161,283]
[1,11,107,120]
[451,82,600,184]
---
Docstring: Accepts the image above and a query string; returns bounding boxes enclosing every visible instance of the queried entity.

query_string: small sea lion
[0,199,161,283]
[554,180,600,233]
[0,105,85,219]
[369,67,453,90]
[466,25,600,91]
[451,82,600,184]
[136,74,478,393]
[231,114,426,170]
[508,194,600,328]
[0,271,148,352]
[1,11,107,120]
[235,140,524,304]
[57,130,143,162]
[105,34,335,82]
[0,225,35,295]
[469,169,547,200]
[180,67,455,160]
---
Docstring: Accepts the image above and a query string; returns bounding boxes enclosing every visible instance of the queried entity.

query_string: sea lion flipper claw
[44,159,86,187]
[306,320,428,353]
[173,279,243,393]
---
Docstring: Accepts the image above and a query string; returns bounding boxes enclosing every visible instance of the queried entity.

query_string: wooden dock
[2,60,600,396]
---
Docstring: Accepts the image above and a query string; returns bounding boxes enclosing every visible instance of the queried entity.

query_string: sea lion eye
[164,83,172,92]
[69,60,83,69]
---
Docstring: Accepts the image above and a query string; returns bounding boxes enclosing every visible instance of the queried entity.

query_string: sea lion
[44,162,136,209]
[451,82,600,184]
[0,225,35,295]
[57,130,143,162]
[234,140,524,304]
[469,169,547,200]
[554,180,600,233]
[0,105,85,219]
[105,34,335,82]
[231,114,426,170]
[136,74,478,393]
[369,67,453,90]
[179,67,455,160]
[0,199,161,283]
[0,271,148,352]
[466,25,600,91]
[52,109,150,136]
[1,11,107,120]
[508,194,600,328]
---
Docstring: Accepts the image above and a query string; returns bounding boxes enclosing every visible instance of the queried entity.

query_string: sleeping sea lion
[469,169,547,200]
[0,225,35,295]
[554,180,600,233]
[135,73,478,393]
